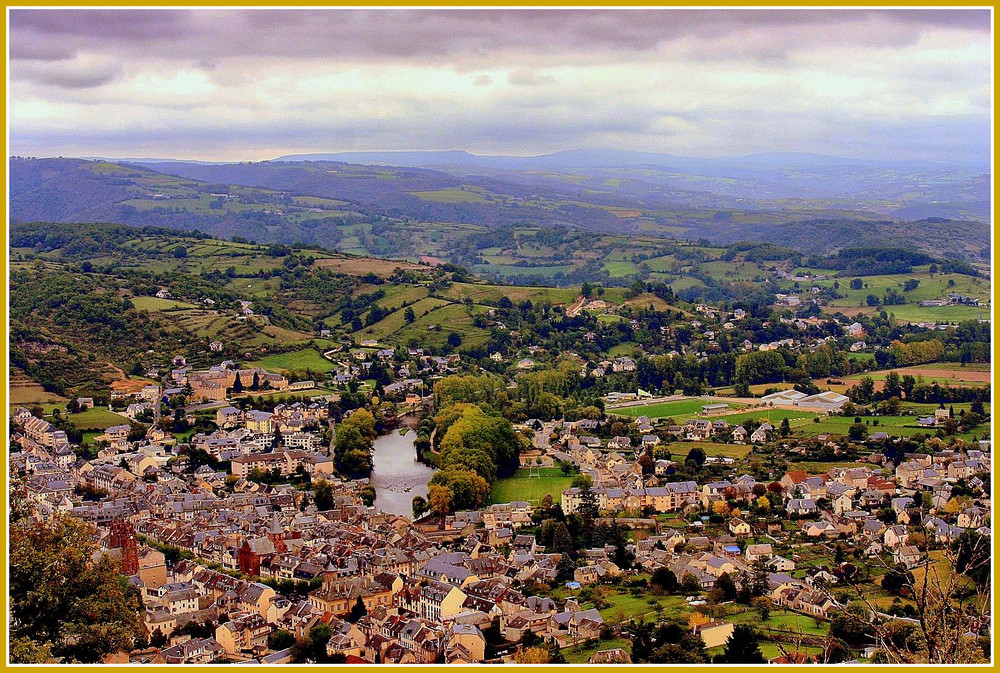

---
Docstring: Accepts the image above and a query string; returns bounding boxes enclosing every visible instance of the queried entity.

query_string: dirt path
[565,295,586,317]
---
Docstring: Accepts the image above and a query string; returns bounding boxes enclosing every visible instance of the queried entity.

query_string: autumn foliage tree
[10,514,144,662]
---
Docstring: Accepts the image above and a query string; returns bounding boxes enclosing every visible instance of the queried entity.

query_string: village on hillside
[11,292,991,665]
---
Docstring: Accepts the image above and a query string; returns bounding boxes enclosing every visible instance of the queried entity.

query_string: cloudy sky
[7,8,992,163]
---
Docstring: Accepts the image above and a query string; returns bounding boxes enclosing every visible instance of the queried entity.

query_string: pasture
[246,348,337,374]
[66,407,131,430]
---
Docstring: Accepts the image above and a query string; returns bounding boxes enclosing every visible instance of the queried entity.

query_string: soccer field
[488,469,573,505]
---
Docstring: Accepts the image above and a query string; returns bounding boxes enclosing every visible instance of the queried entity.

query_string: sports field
[488,468,573,505]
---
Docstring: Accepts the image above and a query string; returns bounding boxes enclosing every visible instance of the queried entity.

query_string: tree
[411,495,428,519]
[710,572,737,602]
[686,446,707,468]
[651,567,678,594]
[555,553,577,582]
[680,572,702,594]
[512,646,551,664]
[780,417,791,437]
[447,332,462,348]
[269,629,296,650]
[550,522,575,554]
[850,278,864,290]
[150,628,168,648]
[347,596,367,623]
[251,371,261,391]
[428,484,454,522]
[313,479,334,511]
[715,625,766,663]
[294,624,331,663]
[233,372,244,394]
[10,515,144,662]
[403,306,416,323]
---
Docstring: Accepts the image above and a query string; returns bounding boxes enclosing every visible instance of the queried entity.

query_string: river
[369,427,436,517]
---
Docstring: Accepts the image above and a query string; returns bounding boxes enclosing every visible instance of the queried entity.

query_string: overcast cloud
[7,8,992,163]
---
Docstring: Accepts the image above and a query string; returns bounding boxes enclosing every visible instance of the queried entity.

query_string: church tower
[108,519,139,575]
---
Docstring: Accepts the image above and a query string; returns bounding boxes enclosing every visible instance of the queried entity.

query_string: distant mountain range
[271,148,978,171]
[9,152,991,274]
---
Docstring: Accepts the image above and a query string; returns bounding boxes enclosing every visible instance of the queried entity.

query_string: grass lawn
[246,348,337,374]
[353,297,451,341]
[562,638,630,663]
[670,442,753,460]
[65,406,131,429]
[786,460,875,474]
[596,591,689,623]
[488,469,573,505]
[757,642,825,661]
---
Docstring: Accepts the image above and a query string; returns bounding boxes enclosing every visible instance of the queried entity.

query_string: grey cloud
[8,9,990,64]
[472,75,493,86]
[13,60,123,89]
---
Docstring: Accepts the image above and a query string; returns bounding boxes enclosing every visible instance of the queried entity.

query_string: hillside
[9,157,991,288]
[9,222,660,397]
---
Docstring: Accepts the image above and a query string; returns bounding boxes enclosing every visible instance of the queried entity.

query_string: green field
[66,407,131,430]
[691,407,817,426]
[611,398,744,420]
[488,468,573,505]
[670,441,753,460]
[353,297,452,340]
[409,187,490,203]
[246,348,337,374]
[130,295,197,311]
[392,303,493,348]
[562,638,631,663]
[602,260,639,278]
[804,414,984,442]
[787,269,991,324]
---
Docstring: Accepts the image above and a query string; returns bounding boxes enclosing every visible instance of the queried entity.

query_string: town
[10,253,991,664]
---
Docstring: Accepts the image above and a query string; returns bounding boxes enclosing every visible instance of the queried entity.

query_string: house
[685,419,713,440]
[693,620,735,649]
[745,543,773,563]
[731,426,748,443]
[883,525,908,549]
[750,423,772,443]
[215,613,271,655]
[729,518,752,537]
[894,545,923,569]
[802,521,837,538]
[607,436,632,451]
[766,555,795,572]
